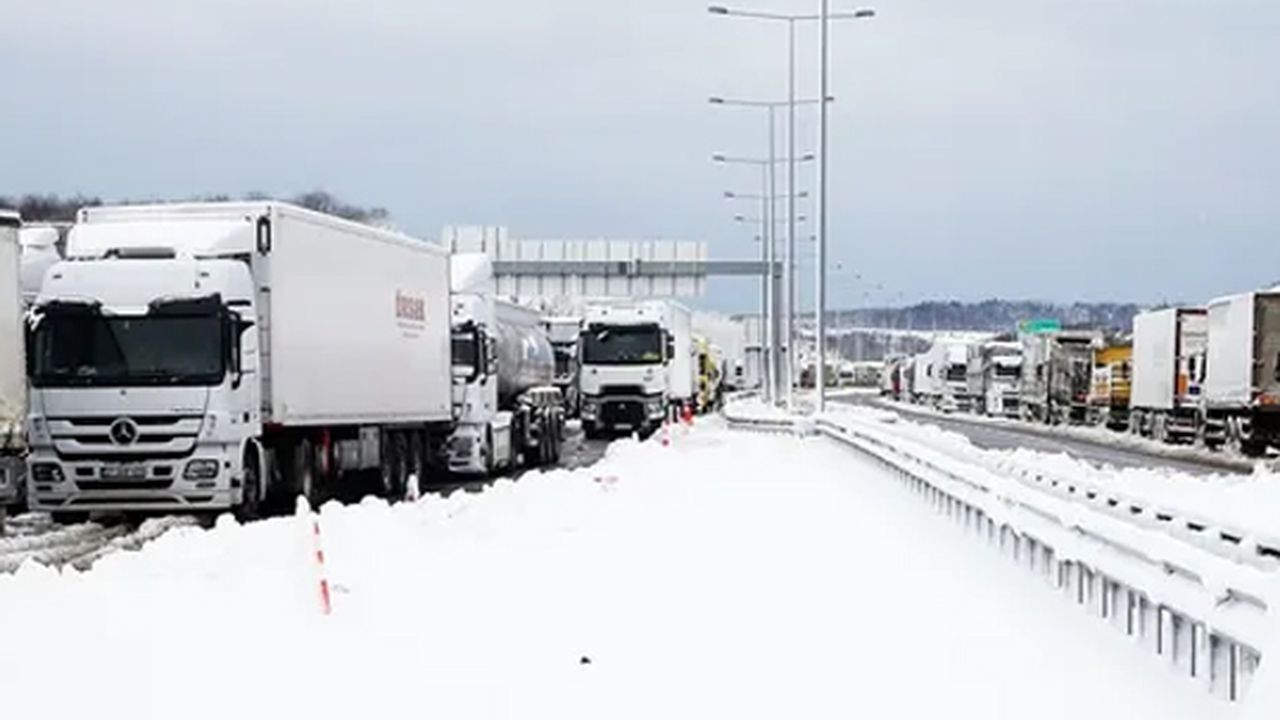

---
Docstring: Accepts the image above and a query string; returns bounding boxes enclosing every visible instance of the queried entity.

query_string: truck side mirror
[228,315,254,390]
[665,333,675,363]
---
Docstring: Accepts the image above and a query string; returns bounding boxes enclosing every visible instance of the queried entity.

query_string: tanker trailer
[447,254,564,475]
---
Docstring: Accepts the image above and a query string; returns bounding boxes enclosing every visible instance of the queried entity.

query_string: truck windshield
[31,311,225,387]
[995,364,1020,378]
[582,325,663,365]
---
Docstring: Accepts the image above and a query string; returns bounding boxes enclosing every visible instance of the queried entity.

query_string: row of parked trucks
[882,288,1280,456]
[0,202,727,521]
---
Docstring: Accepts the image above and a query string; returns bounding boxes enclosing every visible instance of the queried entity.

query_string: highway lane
[834,394,1248,477]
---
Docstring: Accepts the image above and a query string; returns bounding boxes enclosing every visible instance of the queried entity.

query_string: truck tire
[235,448,263,522]
[294,437,321,507]
[382,432,409,500]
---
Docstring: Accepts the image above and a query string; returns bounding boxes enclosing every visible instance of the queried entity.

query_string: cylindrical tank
[494,317,555,404]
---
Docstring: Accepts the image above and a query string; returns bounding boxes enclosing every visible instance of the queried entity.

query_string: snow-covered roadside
[0,419,1235,719]
[821,402,1280,553]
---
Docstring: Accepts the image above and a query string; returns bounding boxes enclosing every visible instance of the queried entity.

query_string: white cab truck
[579,299,690,437]
[968,341,1022,418]
[1129,307,1207,443]
[544,316,583,417]
[25,202,452,519]
[1202,290,1280,455]
[918,340,973,411]
[447,255,564,475]
[1,210,24,510]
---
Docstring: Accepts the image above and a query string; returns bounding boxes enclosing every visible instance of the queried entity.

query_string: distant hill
[820,300,1143,362]
[828,300,1141,334]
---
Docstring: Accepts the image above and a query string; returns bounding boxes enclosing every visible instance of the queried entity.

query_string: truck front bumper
[26,444,242,513]
[446,425,487,475]
[581,394,666,431]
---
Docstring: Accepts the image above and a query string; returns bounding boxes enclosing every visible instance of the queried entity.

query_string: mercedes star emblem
[108,418,140,446]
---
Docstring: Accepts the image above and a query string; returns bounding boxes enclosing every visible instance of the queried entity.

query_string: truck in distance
[544,316,583,418]
[1202,290,1280,455]
[1019,329,1100,425]
[1129,307,1206,443]
[1087,338,1132,430]
[24,202,453,520]
[968,340,1022,418]
[448,254,564,475]
[0,210,25,512]
[578,300,686,438]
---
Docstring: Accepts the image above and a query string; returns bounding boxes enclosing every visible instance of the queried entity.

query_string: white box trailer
[0,210,24,508]
[1203,290,1280,454]
[1130,307,1206,441]
[26,202,452,516]
[664,301,695,405]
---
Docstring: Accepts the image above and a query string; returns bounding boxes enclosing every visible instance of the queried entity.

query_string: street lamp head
[708,96,726,105]
[707,5,730,14]
[800,153,816,162]
[854,8,876,18]
[724,191,737,198]
[712,154,727,162]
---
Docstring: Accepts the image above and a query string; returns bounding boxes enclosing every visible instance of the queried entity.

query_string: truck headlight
[183,459,220,480]
[646,398,664,416]
[582,399,598,419]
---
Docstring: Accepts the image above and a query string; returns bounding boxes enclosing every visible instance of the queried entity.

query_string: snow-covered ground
[0,419,1239,719]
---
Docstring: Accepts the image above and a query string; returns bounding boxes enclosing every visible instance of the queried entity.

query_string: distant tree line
[0,190,391,226]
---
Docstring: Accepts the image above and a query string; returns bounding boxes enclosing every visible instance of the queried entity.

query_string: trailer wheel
[381,432,407,500]
[408,431,426,494]
[236,448,263,522]
[294,437,320,507]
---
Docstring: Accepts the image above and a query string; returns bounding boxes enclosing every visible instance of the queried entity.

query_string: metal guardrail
[722,406,1270,703]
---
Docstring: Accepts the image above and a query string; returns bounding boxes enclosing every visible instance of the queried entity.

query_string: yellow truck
[1087,341,1133,429]
[695,337,724,414]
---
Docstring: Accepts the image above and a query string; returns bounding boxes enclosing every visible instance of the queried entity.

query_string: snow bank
[828,402,1280,549]
[0,419,1234,719]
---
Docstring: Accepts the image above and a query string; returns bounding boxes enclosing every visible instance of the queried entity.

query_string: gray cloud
[3,0,1278,313]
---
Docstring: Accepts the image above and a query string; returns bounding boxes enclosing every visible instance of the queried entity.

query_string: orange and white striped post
[297,497,332,616]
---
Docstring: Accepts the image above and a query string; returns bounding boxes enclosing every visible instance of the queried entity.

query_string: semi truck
[579,299,690,438]
[1,210,24,511]
[448,254,564,475]
[1085,339,1132,430]
[1019,330,1100,424]
[544,316,583,417]
[1202,290,1280,456]
[24,202,453,519]
[1129,308,1206,443]
[967,340,1022,418]
[918,340,972,411]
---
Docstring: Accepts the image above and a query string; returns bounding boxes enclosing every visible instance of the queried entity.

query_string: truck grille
[47,415,203,460]
[601,400,645,427]
[601,385,645,397]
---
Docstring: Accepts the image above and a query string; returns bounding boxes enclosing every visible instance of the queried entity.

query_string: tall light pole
[815,4,875,412]
[714,150,814,403]
[708,5,872,410]
[711,96,821,406]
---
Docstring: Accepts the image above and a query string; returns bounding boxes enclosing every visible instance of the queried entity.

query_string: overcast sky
[2,0,1278,313]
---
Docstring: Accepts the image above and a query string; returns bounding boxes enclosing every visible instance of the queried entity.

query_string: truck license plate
[101,464,147,481]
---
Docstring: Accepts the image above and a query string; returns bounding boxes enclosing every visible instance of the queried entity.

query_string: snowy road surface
[0,419,1233,719]
[837,393,1247,476]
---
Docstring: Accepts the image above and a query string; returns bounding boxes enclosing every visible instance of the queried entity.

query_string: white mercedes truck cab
[26,202,452,519]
